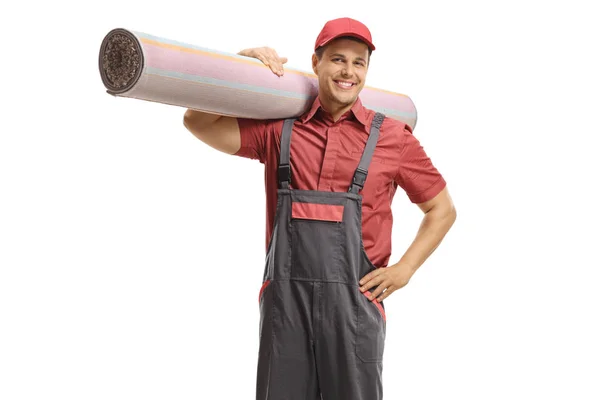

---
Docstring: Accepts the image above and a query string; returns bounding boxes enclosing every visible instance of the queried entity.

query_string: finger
[359,277,376,293]
[359,270,380,286]
[266,49,284,74]
[262,56,280,75]
[369,281,389,300]
[269,56,283,75]
[377,286,395,302]
[360,274,385,294]
[278,57,288,74]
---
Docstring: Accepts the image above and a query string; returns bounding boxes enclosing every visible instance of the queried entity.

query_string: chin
[333,94,358,106]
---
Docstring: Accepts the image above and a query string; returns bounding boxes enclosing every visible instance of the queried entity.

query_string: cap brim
[318,33,375,51]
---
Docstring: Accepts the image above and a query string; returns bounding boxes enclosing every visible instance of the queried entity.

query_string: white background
[1,0,599,399]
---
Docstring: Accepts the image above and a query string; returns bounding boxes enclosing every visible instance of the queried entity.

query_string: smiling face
[312,37,371,120]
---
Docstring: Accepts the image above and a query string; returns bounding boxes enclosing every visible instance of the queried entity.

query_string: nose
[341,62,355,78]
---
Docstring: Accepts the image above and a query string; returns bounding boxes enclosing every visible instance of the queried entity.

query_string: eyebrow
[330,53,367,63]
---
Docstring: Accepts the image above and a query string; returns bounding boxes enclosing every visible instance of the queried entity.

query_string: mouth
[333,80,356,90]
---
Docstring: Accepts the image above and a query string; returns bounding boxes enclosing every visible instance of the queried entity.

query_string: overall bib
[257,113,387,400]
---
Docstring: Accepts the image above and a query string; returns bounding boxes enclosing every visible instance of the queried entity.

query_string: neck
[319,97,355,122]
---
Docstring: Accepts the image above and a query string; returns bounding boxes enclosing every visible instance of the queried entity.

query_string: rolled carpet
[98,28,418,129]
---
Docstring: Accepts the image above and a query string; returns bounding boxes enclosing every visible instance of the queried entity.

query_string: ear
[312,53,318,74]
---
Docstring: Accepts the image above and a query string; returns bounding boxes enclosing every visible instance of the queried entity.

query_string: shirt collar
[299,96,370,133]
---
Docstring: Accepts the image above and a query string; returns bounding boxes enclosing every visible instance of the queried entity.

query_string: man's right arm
[183,110,241,155]
[182,46,287,156]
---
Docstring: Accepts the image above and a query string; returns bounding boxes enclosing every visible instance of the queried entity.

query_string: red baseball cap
[314,17,376,51]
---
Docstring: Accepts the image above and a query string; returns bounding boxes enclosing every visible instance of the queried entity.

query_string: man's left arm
[359,187,456,302]
[359,123,457,302]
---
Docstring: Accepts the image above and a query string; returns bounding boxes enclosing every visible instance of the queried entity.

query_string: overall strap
[349,112,386,194]
[278,118,296,189]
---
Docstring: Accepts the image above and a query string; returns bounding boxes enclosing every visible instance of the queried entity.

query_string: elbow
[442,188,457,224]
[183,109,219,136]
[435,195,457,228]
[183,109,206,138]
[183,109,195,131]
[449,205,457,225]
[444,201,457,231]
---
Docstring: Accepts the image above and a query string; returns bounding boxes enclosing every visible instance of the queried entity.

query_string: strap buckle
[278,164,290,184]
[351,167,368,189]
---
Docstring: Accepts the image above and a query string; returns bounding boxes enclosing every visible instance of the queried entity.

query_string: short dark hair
[315,36,373,63]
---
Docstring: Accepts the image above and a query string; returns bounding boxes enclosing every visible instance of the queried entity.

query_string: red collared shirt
[235,97,446,268]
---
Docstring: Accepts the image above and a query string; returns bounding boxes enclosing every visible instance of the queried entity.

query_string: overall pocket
[356,288,386,363]
[290,202,343,280]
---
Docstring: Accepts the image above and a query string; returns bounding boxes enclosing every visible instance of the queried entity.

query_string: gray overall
[257,112,387,399]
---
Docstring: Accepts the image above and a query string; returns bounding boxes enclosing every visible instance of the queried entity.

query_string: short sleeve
[234,118,272,163]
[394,124,446,203]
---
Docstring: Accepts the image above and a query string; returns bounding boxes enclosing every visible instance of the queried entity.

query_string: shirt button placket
[318,124,341,192]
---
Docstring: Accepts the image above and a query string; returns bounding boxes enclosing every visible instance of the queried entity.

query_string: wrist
[392,260,419,275]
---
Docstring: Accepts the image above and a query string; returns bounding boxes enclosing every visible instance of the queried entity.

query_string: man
[183,17,456,400]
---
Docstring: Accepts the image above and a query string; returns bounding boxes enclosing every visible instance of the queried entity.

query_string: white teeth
[336,81,353,87]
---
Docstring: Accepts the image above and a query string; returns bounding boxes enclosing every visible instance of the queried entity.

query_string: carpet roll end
[99,28,144,95]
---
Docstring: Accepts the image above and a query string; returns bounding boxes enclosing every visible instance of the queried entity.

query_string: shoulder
[359,103,411,132]
[380,115,412,135]
[364,109,413,144]
[366,113,421,161]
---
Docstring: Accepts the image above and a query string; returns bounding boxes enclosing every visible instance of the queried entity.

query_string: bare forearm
[394,203,456,272]
[359,187,456,301]
[359,197,456,302]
